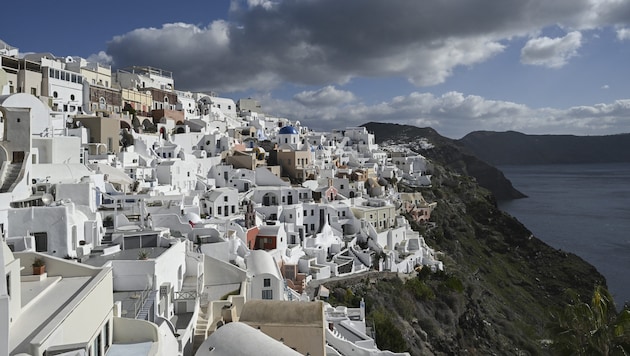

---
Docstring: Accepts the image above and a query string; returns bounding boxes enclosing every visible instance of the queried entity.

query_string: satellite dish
[41,193,54,206]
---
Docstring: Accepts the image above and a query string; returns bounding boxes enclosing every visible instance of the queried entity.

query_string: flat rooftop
[204,283,241,302]
[83,247,168,267]
[10,275,92,354]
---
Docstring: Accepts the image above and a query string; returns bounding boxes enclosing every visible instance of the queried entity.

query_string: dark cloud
[104,0,630,92]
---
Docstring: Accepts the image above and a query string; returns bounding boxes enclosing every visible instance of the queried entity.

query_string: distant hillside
[457,131,630,165]
[314,137,606,355]
[361,122,526,200]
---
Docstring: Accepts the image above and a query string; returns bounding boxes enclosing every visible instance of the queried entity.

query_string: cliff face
[457,130,630,165]
[361,122,526,200]
[320,122,607,355]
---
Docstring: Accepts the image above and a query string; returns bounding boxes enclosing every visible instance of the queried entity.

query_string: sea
[497,163,630,309]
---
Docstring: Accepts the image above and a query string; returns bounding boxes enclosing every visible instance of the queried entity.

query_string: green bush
[405,277,435,301]
[370,308,409,353]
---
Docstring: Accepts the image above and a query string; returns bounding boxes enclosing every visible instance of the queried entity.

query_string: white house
[7,200,100,258]
[246,250,284,301]
[156,159,198,193]
[203,187,239,218]
[84,237,203,355]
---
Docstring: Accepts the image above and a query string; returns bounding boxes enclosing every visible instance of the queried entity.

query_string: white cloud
[293,86,356,107]
[617,28,630,41]
[262,91,630,138]
[86,51,113,66]
[520,31,583,68]
[601,84,610,89]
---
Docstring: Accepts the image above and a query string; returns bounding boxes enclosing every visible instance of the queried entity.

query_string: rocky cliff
[319,122,608,355]
[361,122,526,200]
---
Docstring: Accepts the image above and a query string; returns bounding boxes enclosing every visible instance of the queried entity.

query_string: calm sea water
[498,163,630,308]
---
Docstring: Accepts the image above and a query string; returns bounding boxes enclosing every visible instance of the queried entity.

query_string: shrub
[405,277,435,301]
[370,308,409,353]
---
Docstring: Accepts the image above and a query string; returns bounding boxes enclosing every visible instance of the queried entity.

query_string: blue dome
[279,126,299,135]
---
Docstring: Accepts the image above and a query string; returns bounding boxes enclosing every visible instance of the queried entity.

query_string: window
[262,290,273,299]
[70,94,75,101]
[224,196,228,202]
[30,87,37,95]
[263,278,271,287]
[93,333,102,356]
[53,91,58,98]
[104,322,110,350]
[218,207,222,215]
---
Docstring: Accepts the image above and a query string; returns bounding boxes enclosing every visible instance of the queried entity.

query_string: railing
[174,290,197,300]
[131,287,153,318]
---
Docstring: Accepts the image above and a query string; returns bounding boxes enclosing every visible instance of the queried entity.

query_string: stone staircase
[192,304,210,353]
[0,163,21,193]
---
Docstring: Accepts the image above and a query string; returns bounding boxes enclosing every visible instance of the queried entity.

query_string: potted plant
[32,257,46,275]
[138,250,149,260]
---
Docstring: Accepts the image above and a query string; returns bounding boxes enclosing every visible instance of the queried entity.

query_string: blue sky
[2,0,630,138]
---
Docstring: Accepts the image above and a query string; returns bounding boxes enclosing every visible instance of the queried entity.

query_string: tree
[549,285,630,355]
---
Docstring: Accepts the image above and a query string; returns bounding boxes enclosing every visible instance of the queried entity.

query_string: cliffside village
[0,40,442,356]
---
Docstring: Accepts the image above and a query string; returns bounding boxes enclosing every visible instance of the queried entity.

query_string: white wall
[7,203,88,258]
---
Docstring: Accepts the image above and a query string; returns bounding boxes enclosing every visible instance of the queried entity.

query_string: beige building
[66,58,112,88]
[275,149,313,182]
[0,55,42,96]
[121,87,153,116]
[351,200,397,232]
[239,300,326,356]
[74,115,121,154]
[226,149,266,170]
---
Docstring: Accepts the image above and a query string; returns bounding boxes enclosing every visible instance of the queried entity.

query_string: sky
[2,0,630,139]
